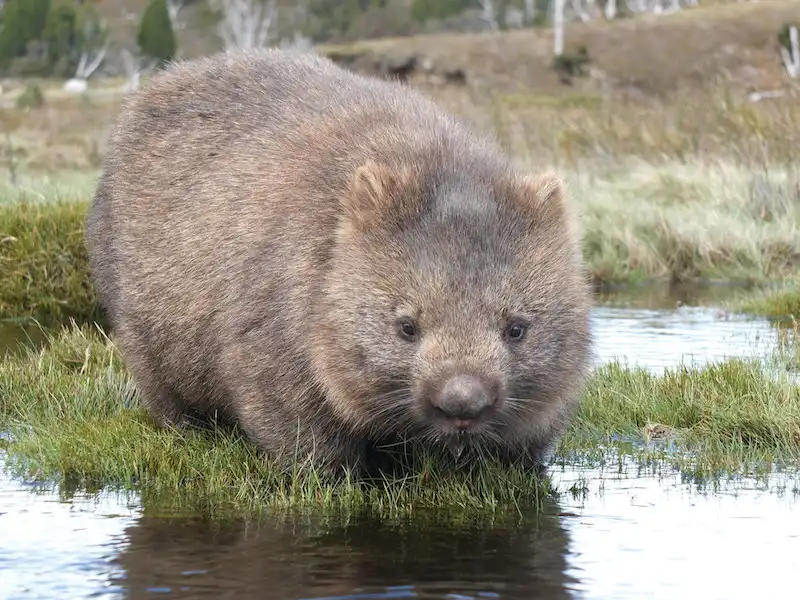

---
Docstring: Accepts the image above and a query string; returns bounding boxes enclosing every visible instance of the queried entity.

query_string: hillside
[0,0,798,179]
[320,0,800,97]
[82,0,800,98]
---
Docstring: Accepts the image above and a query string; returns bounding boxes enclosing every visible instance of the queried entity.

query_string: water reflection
[3,453,799,600]
[552,458,800,600]
[110,507,572,600]
[0,455,137,599]
[591,304,780,373]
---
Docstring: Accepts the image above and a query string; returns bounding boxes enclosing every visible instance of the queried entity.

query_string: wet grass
[1,324,798,515]
[560,353,800,474]
[0,324,553,517]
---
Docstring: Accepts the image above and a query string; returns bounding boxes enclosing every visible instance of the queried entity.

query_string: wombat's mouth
[420,371,502,440]
[439,426,501,461]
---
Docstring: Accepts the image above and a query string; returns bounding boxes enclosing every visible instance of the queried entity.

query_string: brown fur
[85,48,593,478]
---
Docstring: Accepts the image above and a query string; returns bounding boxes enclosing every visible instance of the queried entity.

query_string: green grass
[2,159,799,325]
[0,324,554,517]
[559,353,800,476]
[0,197,102,328]
[732,280,800,320]
[2,324,798,516]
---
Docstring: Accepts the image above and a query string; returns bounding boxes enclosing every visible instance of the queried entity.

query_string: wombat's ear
[343,161,417,230]
[513,171,569,226]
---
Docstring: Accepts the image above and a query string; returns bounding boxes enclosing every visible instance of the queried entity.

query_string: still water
[1,285,798,600]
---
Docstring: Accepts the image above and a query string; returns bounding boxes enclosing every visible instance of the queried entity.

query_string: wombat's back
[87,48,487,323]
[85,48,480,419]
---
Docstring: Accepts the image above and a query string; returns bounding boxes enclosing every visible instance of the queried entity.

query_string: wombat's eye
[397,318,418,341]
[505,321,527,342]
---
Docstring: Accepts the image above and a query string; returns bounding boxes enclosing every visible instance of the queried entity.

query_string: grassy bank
[2,158,799,325]
[732,279,800,320]
[1,324,798,515]
[0,197,103,327]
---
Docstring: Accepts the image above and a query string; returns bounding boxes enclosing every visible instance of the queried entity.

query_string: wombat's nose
[434,374,495,427]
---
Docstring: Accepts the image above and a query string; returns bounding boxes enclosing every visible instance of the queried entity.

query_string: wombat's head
[312,156,593,461]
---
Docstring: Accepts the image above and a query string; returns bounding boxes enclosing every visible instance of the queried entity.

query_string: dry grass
[2,0,798,177]
[572,160,800,283]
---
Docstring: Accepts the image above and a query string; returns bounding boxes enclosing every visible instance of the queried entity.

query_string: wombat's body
[86,48,593,477]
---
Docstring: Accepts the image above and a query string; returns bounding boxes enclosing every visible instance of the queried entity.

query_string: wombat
[85,48,593,478]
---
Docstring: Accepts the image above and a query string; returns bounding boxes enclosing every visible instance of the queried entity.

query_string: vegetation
[0,324,554,516]
[0,198,102,328]
[0,0,50,68]
[137,0,177,66]
[2,156,799,325]
[0,0,110,77]
[732,279,800,321]
[0,323,797,514]
[42,2,80,78]
[1,0,799,517]
[410,0,470,24]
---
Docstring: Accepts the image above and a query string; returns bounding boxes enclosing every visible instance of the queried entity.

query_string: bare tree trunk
[64,41,109,94]
[218,0,278,50]
[167,0,185,30]
[524,0,536,25]
[120,49,159,94]
[479,0,498,30]
[553,0,565,56]
[781,25,800,78]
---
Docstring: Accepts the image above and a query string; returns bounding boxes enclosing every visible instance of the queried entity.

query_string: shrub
[552,45,591,84]
[42,1,80,77]
[137,0,177,66]
[0,0,51,67]
[410,0,469,23]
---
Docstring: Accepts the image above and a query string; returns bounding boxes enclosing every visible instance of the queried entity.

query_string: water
[1,453,797,600]
[1,284,798,599]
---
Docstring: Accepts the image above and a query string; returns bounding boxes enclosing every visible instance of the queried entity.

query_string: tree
[137,0,177,66]
[779,23,800,79]
[42,1,79,76]
[213,0,276,49]
[63,4,110,93]
[0,0,51,66]
[553,0,564,56]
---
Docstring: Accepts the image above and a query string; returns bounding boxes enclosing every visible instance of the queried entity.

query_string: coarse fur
[85,47,594,479]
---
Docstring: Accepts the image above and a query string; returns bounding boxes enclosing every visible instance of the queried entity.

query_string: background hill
[0,0,798,180]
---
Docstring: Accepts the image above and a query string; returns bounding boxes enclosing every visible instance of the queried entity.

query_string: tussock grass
[567,357,800,454]
[0,199,101,327]
[733,280,800,320]
[573,161,800,284]
[2,324,798,514]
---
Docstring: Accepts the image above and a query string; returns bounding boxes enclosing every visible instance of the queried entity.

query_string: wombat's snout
[431,374,498,429]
